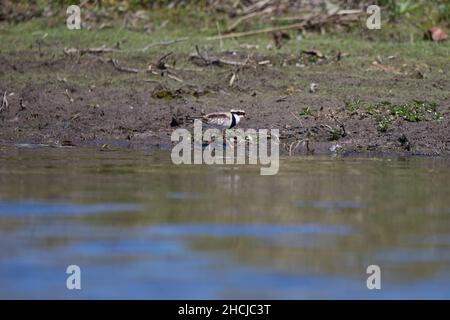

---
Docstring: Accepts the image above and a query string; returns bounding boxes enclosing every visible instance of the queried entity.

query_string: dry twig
[289,139,310,156]
[207,22,306,41]
[141,37,189,52]
[0,92,8,113]
[289,110,303,128]
[191,45,250,67]
[229,54,251,87]
[154,52,173,70]
[227,11,266,32]
[64,45,119,56]
[108,59,148,73]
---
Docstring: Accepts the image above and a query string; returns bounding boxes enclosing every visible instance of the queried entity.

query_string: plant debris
[425,27,448,42]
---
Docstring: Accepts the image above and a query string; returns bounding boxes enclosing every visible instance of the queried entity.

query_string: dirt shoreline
[1,47,449,157]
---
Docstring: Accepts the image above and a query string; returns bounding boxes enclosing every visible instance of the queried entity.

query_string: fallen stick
[100,56,183,83]
[155,52,173,70]
[241,0,271,15]
[191,54,249,67]
[109,59,148,73]
[0,91,8,113]
[229,54,251,87]
[167,74,183,82]
[216,58,249,66]
[216,21,224,48]
[64,45,119,56]
[143,79,161,83]
[191,46,250,67]
[207,22,306,41]
[194,45,210,65]
[289,110,303,128]
[141,37,189,52]
[336,9,364,15]
[226,11,264,32]
[270,15,312,22]
[64,89,74,103]
[229,73,237,87]
[82,46,119,54]
[289,139,306,156]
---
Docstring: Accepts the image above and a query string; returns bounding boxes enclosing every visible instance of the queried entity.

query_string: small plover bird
[202,109,246,130]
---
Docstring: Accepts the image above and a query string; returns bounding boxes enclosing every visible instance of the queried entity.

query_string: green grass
[1,18,448,86]
[1,8,448,59]
[344,98,443,132]
[299,106,319,117]
[0,9,448,105]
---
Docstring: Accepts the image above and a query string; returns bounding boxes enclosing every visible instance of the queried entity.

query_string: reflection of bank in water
[172,120,279,175]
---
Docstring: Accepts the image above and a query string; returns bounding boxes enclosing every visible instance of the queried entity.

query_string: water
[1,146,450,299]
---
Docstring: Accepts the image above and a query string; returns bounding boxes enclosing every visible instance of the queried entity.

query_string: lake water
[1,146,450,299]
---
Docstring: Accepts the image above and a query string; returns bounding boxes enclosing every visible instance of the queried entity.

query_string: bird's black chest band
[230,114,236,129]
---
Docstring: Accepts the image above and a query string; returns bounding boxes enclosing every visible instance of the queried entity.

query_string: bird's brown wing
[202,112,231,128]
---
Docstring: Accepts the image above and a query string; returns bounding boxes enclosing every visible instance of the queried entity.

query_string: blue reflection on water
[293,200,366,210]
[146,223,352,237]
[0,200,142,217]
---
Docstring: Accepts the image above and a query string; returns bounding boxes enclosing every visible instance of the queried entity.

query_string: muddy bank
[0,46,449,156]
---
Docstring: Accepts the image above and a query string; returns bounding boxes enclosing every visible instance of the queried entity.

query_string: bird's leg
[223,131,234,150]
[204,135,216,147]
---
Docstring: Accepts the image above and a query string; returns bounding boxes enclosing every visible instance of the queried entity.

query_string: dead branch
[270,14,314,22]
[64,89,74,103]
[289,110,303,128]
[191,46,250,67]
[229,73,237,87]
[98,56,183,82]
[229,54,251,87]
[64,45,119,56]
[288,138,311,156]
[0,91,8,113]
[109,58,148,73]
[289,139,306,156]
[194,45,210,65]
[141,37,189,52]
[155,52,173,70]
[143,79,160,83]
[167,73,183,83]
[241,0,271,15]
[207,22,306,41]
[216,21,224,48]
[226,11,265,32]
[329,111,347,137]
